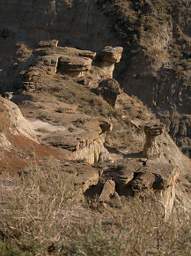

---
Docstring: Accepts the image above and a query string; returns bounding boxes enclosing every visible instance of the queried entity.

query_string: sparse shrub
[0,162,190,256]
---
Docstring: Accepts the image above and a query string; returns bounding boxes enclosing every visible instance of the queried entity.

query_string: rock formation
[99,179,115,204]
[0,34,190,225]
[0,0,191,154]
[160,167,180,221]
[0,3,191,254]
[0,96,68,172]
[71,120,112,165]
[143,124,164,159]
[95,79,121,107]
[0,96,38,143]
[57,56,92,77]
[12,42,122,91]
[95,46,123,79]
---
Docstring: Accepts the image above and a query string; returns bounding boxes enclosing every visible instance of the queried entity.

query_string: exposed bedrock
[86,159,180,220]
[95,46,123,79]
[0,0,191,156]
[10,42,123,91]
[70,120,113,165]
[0,96,38,144]
[143,124,164,159]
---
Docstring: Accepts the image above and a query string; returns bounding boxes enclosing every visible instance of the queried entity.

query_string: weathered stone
[98,46,123,64]
[94,46,123,79]
[79,51,96,60]
[160,167,180,221]
[130,172,156,192]
[0,96,38,143]
[38,40,59,48]
[143,124,164,159]
[96,79,121,107]
[99,179,115,203]
[74,167,100,194]
[57,56,92,77]
[69,120,112,165]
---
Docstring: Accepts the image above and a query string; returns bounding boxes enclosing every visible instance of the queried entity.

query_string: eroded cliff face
[96,0,191,156]
[0,1,191,222]
[0,0,191,156]
[0,40,189,220]
[0,0,118,50]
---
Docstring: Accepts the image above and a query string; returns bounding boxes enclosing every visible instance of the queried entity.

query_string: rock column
[143,124,164,159]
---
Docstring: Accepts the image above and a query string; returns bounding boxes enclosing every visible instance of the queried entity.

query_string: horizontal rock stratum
[0,40,190,222]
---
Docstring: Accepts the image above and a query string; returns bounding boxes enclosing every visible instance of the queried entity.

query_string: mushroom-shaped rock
[94,46,123,79]
[57,56,92,77]
[98,46,123,64]
[143,124,164,159]
[96,79,122,107]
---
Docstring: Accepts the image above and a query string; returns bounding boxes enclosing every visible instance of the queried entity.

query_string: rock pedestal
[95,46,123,78]
[98,46,123,64]
[143,124,164,159]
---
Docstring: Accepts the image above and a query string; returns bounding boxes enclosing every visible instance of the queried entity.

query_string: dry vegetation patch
[0,161,190,256]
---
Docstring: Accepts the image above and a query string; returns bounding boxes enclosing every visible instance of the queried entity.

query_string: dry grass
[0,161,80,255]
[0,162,190,256]
[53,81,114,117]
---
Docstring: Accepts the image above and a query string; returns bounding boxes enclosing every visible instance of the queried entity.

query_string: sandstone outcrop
[143,124,164,159]
[0,96,67,172]
[13,42,123,91]
[0,4,191,254]
[57,56,92,77]
[99,179,115,204]
[0,96,37,143]
[160,167,180,221]
[95,46,123,79]
[70,120,112,165]
[38,40,59,48]
[0,0,191,156]
[83,157,181,220]
[0,29,190,223]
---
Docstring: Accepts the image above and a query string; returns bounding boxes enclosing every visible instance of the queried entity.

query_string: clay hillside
[0,1,190,256]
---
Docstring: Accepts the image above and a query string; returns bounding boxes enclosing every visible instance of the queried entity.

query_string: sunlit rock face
[69,120,113,165]
[12,42,123,91]
[1,0,191,155]
[0,96,38,145]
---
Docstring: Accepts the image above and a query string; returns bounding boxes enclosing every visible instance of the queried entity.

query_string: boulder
[99,179,115,203]
[96,79,122,107]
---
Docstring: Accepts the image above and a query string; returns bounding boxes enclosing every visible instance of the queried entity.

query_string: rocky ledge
[0,40,190,222]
